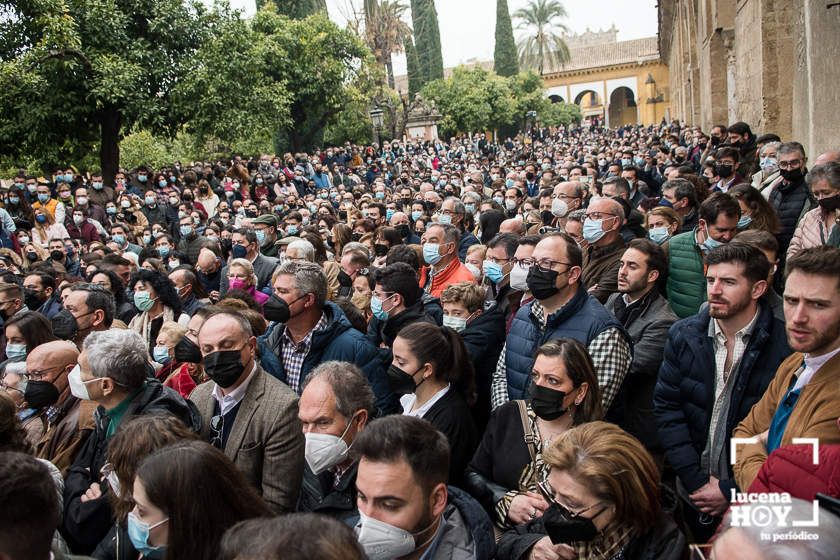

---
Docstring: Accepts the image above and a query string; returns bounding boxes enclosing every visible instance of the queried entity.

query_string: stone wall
[660,0,840,158]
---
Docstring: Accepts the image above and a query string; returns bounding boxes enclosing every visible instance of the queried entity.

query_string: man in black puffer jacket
[61,329,201,555]
[770,142,814,291]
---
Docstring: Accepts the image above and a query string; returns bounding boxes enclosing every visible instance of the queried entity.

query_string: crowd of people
[1,120,840,560]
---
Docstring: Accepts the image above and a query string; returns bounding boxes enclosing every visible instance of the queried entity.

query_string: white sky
[227,0,658,75]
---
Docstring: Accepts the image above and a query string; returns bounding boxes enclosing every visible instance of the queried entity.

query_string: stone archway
[574,89,600,108]
[608,86,638,126]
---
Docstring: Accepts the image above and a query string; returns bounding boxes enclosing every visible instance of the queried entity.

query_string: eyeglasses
[537,475,605,519]
[26,366,62,381]
[485,255,512,265]
[210,414,224,449]
[777,159,802,169]
[585,211,618,221]
[512,258,534,269]
[534,259,573,273]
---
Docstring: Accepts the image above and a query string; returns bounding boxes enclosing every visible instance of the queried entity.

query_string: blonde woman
[226,258,269,306]
[30,209,69,248]
[195,178,220,217]
[115,194,149,236]
[152,320,197,398]
[21,242,49,270]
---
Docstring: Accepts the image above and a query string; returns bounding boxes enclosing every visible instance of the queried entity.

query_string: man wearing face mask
[297,361,375,524]
[726,121,759,177]
[389,211,421,244]
[57,283,114,348]
[770,142,814,267]
[189,311,303,513]
[580,197,626,304]
[27,340,94,474]
[168,268,206,317]
[23,271,62,320]
[419,224,476,299]
[667,193,741,318]
[490,233,632,414]
[660,178,700,233]
[483,233,521,317]
[62,329,200,554]
[353,415,496,560]
[219,228,278,296]
[252,214,280,257]
[176,214,211,264]
[366,263,436,348]
[549,182,584,231]
[711,148,743,194]
[439,197,479,261]
[196,247,223,299]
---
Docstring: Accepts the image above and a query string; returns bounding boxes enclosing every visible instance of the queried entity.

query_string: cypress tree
[267,0,328,18]
[493,0,519,77]
[405,36,422,98]
[411,0,444,88]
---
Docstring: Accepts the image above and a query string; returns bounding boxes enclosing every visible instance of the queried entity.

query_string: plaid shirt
[280,313,329,394]
[490,300,632,411]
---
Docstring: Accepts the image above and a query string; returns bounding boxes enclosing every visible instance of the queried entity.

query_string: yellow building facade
[541,28,671,127]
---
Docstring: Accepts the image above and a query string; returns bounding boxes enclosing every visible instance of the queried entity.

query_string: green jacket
[666,230,706,318]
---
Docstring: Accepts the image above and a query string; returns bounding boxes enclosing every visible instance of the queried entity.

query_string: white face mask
[68,364,98,401]
[464,262,482,281]
[442,314,467,332]
[304,417,355,475]
[510,264,531,292]
[551,198,569,218]
[355,512,416,560]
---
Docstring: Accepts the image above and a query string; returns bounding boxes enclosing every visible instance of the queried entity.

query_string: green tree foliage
[262,0,327,18]
[0,0,215,181]
[404,35,422,97]
[178,5,378,154]
[421,67,516,138]
[494,0,519,77]
[514,0,571,75]
[410,0,443,89]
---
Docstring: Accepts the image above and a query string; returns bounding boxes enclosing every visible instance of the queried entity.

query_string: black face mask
[351,232,363,242]
[715,163,733,179]
[173,336,202,364]
[26,251,38,262]
[374,243,389,257]
[263,294,291,323]
[337,270,353,288]
[396,224,411,238]
[526,267,560,300]
[674,155,685,164]
[526,172,535,181]
[24,289,45,311]
[780,167,804,183]
[203,348,246,388]
[24,380,60,409]
[51,309,80,340]
[818,193,840,212]
[220,238,233,252]
[338,210,348,220]
[540,210,554,226]
[543,504,600,544]
[528,383,571,421]
[387,364,423,396]
[50,249,65,261]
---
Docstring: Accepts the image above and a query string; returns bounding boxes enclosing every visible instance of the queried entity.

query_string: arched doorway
[548,94,564,104]
[608,87,638,127]
[574,90,600,108]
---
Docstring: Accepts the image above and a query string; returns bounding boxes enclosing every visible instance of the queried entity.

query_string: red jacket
[748,443,840,501]
[418,258,476,298]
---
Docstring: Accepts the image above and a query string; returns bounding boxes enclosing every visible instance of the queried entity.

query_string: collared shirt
[706,310,759,461]
[281,313,329,393]
[401,384,450,418]
[212,362,257,416]
[793,345,840,392]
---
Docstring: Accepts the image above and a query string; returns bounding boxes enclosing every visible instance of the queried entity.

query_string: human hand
[81,482,103,503]
[529,536,576,560]
[689,476,729,516]
[508,491,550,525]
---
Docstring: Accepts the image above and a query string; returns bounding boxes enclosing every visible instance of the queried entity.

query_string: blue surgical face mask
[179,225,193,237]
[648,226,670,245]
[286,225,298,236]
[370,293,395,321]
[582,218,608,244]
[701,225,724,252]
[145,196,156,206]
[152,345,171,364]
[37,193,50,203]
[5,343,26,360]
[738,214,752,229]
[142,234,152,245]
[483,260,505,284]
[386,209,395,222]
[158,180,167,188]
[464,203,475,214]
[64,173,74,182]
[112,234,125,246]
[438,214,452,226]
[156,245,170,258]
[375,191,385,200]
[505,179,515,188]
[137,174,148,182]
[493,196,504,205]
[411,210,423,221]
[127,512,168,559]
[423,242,443,265]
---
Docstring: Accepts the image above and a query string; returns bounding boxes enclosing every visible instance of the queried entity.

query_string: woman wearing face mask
[151,321,198,399]
[5,187,35,231]
[497,422,687,560]
[1,362,53,447]
[226,258,270,308]
[440,282,506,431]
[92,415,199,560]
[195,178,220,218]
[787,161,840,256]
[645,207,682,245]
[751,141,782,193]
[729,183,782,233]
[389,322,478,486]
[464,339,602,532]
[89,269,136,325]
[116,195,149,237]
[3,311,58,367]
[31,208,69,248]
[22,241,48,269]
[128,269,189,354]
[129,441,272,560]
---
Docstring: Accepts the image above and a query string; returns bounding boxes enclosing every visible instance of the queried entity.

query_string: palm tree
[363,0,413,89]
[513,0,571,75]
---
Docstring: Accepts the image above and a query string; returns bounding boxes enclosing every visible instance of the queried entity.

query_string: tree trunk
[99,107,122,186]
[386,58,395,90]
